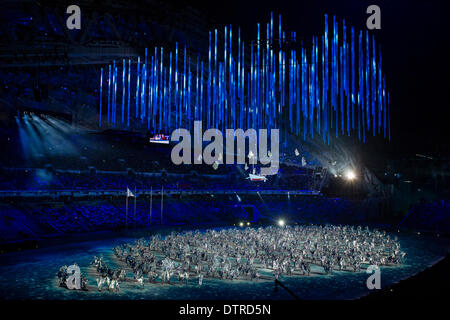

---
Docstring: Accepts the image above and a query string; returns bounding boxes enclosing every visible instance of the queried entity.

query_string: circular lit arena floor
[0,226,448,300]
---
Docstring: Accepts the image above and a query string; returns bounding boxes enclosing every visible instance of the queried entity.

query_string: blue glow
[97,13,390,143]
[99,68,103,127]
[136,56,140,119]
[122,59,125,123]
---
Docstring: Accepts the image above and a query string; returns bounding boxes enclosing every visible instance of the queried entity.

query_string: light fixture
[345,170,356,181]
[278,219,285,227]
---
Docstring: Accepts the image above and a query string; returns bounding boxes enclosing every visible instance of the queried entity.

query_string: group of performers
[58,224,406,292]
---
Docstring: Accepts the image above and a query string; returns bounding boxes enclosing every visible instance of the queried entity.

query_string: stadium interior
[0,0,448,302]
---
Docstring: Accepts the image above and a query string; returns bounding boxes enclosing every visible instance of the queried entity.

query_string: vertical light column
[107,64,111,124]
[127,59,131,127]
[351,27,355,131]
[99,68,103,127]
[122,59,125,123]
[136,56,140,119]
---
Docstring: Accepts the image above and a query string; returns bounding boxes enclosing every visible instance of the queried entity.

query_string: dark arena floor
[1,0,449,314]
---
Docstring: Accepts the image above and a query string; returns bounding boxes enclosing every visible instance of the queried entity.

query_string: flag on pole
[126,187,135,198]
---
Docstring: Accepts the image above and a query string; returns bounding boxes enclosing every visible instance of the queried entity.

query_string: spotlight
[278,219,285,227]
[345,170,356,181]
[239,222,244,227]
[247,222,250,226]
